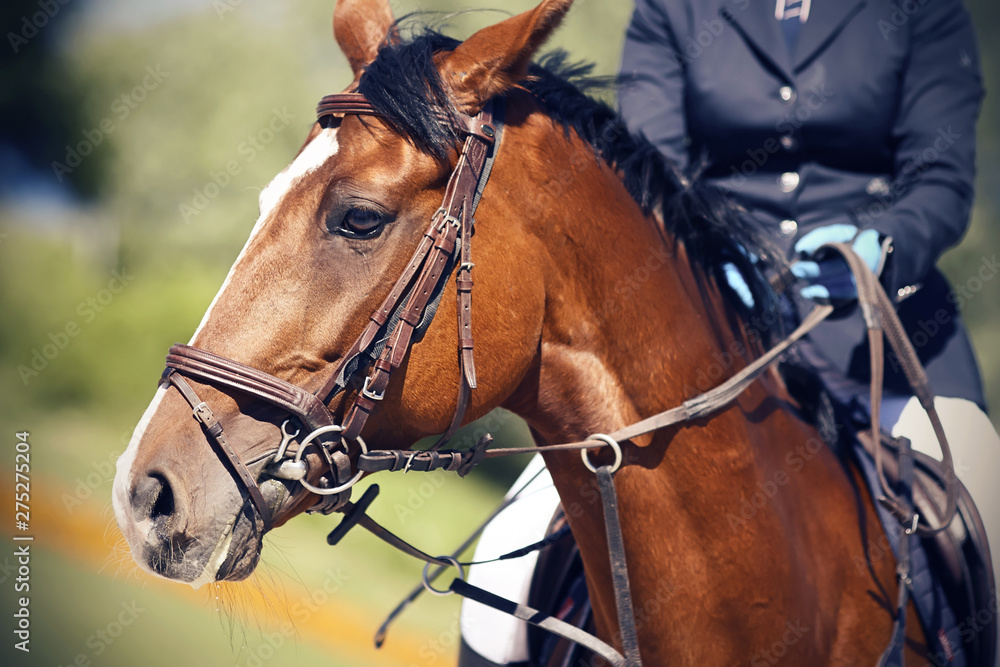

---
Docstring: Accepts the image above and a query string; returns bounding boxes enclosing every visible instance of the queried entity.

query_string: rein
[155,87,960,664]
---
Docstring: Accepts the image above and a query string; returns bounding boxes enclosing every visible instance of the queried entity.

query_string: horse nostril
[150,475,175,521]
[133,473,175,525]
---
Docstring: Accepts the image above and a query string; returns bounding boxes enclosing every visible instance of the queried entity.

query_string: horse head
[113,0,577,587]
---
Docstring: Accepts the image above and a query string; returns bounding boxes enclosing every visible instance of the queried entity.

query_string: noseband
[159,94,502,530]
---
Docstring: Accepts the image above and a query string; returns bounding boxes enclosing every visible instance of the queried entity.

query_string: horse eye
[337,207,384,237]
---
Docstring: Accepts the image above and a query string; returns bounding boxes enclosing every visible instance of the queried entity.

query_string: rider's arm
[872,0,983,298]
[618,0,688,170]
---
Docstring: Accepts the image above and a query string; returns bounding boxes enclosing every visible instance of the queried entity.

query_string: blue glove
[790,224,882,301]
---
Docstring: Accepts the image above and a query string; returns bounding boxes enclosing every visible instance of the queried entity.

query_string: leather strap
[877,435,916,667]
[316,93,378,118]
[374,451,540,648]
[823,242,958,535]
[449,578,627,666]
[166,345,337,432]
[353,512,454,567]
[163,347,355,519]
[464,303,834,463]
[158,95,504,527]
[596,466,642,666]
[338,98,500,443]
[161,370,273,530]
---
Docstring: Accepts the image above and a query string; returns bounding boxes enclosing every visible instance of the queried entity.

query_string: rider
[459,0,1000,664]
[618,0,1000,603]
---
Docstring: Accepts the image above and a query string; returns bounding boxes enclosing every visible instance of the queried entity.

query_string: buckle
[362,376,385,402]
[436,214,461,233]
[192,402,214,424]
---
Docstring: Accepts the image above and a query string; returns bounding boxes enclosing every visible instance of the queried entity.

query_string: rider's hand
[790,224,883,301]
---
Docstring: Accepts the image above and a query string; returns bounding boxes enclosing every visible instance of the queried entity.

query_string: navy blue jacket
[620,0,987,409]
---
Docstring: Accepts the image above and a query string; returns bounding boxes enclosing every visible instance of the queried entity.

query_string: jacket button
[866,177,890,196]
[779,219,798,236]
[780,134,798,151]
[779,86,796,103]
[779,171,800,192]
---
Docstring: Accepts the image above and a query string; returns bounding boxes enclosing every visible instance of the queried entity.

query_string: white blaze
[114,127,341,583]
[112,385,168,548]
[189,127,341,343]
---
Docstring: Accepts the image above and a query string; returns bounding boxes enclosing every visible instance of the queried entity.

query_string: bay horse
[113,0,927,663]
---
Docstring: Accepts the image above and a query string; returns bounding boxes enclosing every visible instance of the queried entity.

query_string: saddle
[854,426,997,667]
[786,343,997,667]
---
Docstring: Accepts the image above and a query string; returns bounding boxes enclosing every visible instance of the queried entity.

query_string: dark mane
[358,27,778,319]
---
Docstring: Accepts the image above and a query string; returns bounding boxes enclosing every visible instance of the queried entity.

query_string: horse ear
[334,0,396,78]
[440,0,574,114]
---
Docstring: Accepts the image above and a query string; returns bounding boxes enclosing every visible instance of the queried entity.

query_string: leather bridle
[160,93,502,530]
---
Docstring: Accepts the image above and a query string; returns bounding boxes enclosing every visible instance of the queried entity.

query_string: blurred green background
[0,1,997,666]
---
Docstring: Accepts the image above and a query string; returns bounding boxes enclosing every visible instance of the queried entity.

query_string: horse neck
[501,126,757,451]
[498,123,825,641]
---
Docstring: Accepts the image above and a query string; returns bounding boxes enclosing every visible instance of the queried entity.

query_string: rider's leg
[882,395,1000,662]
[459,455,561,667]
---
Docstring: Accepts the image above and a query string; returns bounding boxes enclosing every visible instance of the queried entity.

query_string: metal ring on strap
[421,556,465,597]
[581,433,623,474]
[293,424,368,495]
